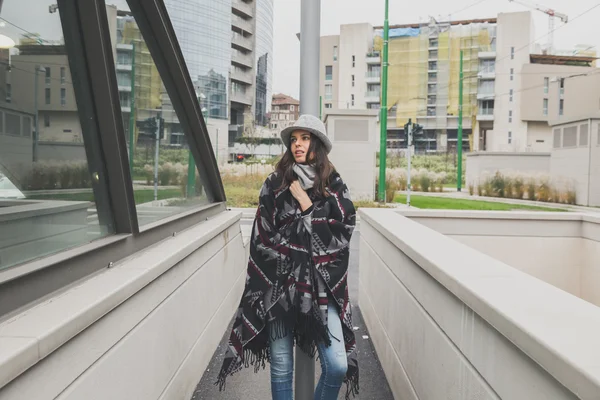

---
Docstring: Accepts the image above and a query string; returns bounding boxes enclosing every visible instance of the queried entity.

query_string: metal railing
[365,91,380,98]
[478,108,494,115]
[366,71,381,78]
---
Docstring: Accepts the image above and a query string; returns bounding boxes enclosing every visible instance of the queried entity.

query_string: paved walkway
[191,224,395,400]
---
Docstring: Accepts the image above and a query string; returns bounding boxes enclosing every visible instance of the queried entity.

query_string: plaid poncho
[217,171,359,398]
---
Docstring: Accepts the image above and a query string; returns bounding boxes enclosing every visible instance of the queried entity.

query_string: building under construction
[320,11,597,153]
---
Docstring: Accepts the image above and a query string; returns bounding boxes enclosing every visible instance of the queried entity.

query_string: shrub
[490,171,506,198]
[513,177,525,200]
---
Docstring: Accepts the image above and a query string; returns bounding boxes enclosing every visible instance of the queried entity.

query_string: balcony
[366,51,380,64]
[232,0,253,19]
[232,14,253,34]
[231,50,253,69]
[231,32,253,52]
[365,90,380,103]
[477,107,494,121]
[478,50,496,59]
[116,63,132,72]
[230,90,253,106]
[365,71,381,83]
[231,68,253,85]
[478,68,496,80]
[116,43,133,51]
[477,91,495,100]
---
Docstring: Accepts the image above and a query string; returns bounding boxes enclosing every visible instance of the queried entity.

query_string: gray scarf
[293,163,317,190]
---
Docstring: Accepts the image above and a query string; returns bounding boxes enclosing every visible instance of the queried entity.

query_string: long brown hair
[276,132,335,198]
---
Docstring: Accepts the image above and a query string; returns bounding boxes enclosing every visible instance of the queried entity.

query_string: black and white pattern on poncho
[216,171,359,399]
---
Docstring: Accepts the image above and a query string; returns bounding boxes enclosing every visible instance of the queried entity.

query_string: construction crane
[508,0,568,54]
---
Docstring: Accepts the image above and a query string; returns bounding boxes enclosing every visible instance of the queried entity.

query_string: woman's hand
[290,181,313,212]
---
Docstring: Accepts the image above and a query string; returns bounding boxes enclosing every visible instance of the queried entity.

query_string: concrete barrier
[0,211,246,400]
[359,208,600,400]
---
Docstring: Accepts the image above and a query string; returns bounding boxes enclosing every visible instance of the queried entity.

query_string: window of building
[274,106,279,111]
[5,83,11,103]
[428,72,437,82]
[325,84,333,100]
[511,47,515,60]
[290,105,295,111]
[559,99,564,116]
[554,129,562,148]
[429,38,438,48]
[560,78,565,95]
[543,99,548,116]
[61,88,66,106]
[325,65,333,81]
[544,77,549,94]
[351,75,355,87]
[61,67,66,85]
[508,131,512,144]
[509,89,513,102]
[563,126,577,147]
[44,114,50,127]
[580,124,589,147]
[45,88,51,105]
[325,103,332,109]
[510,68,514,81]
[429,61,437,71]
[45,67,51,85]
[352,55,355,67]
[351,94,355,106]
[333,45,338,61]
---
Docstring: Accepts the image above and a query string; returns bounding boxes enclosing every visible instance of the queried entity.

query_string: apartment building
[321,12,597,154]
[270,93,299,131]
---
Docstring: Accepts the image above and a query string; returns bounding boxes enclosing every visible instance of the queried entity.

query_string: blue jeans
[269,305,348,400]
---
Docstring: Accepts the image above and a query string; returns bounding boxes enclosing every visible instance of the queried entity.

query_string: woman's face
[290,130,311,164]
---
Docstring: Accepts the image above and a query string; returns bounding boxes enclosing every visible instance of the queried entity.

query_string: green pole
[457,50,464,192]
[128,41,136,178]
[187,94,201,198]
[378,0,389,202]
[319,95,322,119]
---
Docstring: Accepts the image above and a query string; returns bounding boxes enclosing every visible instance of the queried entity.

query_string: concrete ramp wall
[359,208,600,400]
[0,211,246,400]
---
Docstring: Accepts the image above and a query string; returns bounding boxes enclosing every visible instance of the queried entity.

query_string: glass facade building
[164,0,231,121]
[254,0,273,127]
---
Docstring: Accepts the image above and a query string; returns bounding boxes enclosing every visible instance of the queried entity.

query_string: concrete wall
[526,121,552,152]
[520,64,594,123]
[39,111,83,143]
[549,119,598,206]
[590,121,600,207]
[492,12,533,152]
[359,209,600,400]
[320,35,340,110]
[466,151,550,187]
[38,142,87,162]
[0,211,246,400]
[325,110,378,201]
[338,23,373,110]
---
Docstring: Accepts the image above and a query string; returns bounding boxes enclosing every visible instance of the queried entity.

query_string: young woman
[217,114,359,399]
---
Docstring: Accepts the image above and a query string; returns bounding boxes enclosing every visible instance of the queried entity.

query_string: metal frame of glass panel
[0,0,226,319]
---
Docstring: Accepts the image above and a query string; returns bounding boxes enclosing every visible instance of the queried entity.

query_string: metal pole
[297,0,320,397]
[319,95,322,119]
[407,119,412,207]
[129,41,136,178]
[216,128,219,164]
[33,65,40,162]
[457,50,464,192]
[378,0,389,202]
[154,113,160,202]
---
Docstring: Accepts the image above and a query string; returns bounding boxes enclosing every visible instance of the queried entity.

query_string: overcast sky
[273,0,600,99]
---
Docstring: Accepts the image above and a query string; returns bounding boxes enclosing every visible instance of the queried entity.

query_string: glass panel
[0,0,114,270]
[107,4,209,226]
